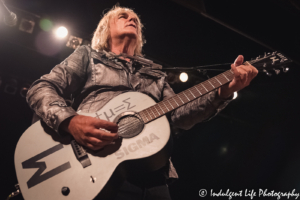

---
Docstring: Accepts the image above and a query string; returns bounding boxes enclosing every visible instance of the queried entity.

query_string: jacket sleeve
[26,46,89,134]
[162,80,232,130]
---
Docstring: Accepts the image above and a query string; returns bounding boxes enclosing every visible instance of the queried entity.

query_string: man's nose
[129,17,136,23]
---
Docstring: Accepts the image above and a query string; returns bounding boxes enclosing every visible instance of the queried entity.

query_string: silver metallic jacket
[26,45,232,179]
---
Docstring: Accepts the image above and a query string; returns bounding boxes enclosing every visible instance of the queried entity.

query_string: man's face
[109,11,138,40]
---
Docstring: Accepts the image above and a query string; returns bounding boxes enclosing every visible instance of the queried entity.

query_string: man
[26,5,258,200]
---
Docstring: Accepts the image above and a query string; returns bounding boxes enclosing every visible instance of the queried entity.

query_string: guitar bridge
[71,140,91,168]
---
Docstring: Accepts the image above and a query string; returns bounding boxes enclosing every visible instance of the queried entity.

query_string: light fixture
[4,78,18,95]
[55,26,68,38]
[283,67,289,73]
[66,35,82,49]
[179,72,188,82]
[19,18,35,34]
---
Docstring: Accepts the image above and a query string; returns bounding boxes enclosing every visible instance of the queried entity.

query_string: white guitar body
[14,92,171,200]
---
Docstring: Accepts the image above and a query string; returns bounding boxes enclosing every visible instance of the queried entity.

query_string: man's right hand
[60,115,119,151]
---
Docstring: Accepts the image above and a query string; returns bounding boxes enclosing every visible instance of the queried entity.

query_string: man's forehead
[114,9,138,18]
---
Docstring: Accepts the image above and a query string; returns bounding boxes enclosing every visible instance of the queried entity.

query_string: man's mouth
[127,24,136,28]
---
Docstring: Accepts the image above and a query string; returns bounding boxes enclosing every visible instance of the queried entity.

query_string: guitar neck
[138,50,293,124]
[138,69,234,124]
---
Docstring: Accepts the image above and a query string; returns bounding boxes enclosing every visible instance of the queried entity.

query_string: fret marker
[195,86,202,95]
[183,92,190,101]
[177,95,185,104]
[154,106,160,115]
[222,73,230,81]
[207,80,215,88]
[167,100,174,109]
[139,111,148,122]
[215,77,222,85]
[157,104,165,114]
[172,98,179,107]
[150,108,156,118]
[162,101,170,111]
[201,83,208,92]
[145,109,152,120]
[188,89,196,98]
[142,112,149,122]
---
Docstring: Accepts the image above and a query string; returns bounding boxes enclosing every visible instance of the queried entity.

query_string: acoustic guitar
[14,52,292,199]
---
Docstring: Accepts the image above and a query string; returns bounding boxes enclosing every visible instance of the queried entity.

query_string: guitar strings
[139,69,234,123]
[121,57,280,128]
[138,58,274,123]
[121,69,235,125]
[117,62,263,134]
[117,118,142,133]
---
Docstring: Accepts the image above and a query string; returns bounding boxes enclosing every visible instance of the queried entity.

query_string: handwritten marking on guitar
[95,98,136,121]
[115,133,160,159]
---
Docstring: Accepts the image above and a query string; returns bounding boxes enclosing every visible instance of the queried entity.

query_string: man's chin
[122,32,138,39]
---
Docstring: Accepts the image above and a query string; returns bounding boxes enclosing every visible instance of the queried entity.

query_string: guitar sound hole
[117,114,144,138]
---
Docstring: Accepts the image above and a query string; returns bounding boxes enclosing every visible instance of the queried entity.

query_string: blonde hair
[91,6,145,56]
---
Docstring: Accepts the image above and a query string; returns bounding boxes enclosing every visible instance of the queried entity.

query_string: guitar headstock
[247,52,292,76]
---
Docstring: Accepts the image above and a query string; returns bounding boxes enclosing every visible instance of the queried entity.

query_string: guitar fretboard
[138,69,235,123]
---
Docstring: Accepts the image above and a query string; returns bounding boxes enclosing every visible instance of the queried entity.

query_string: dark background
[1,0,300,199]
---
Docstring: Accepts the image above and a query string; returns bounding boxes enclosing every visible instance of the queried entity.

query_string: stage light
[233,91,238,99]
[283,67,289,73]
[55,26,68,38]
[4,78,18,95]
[19,18,35,34]
[66,35,82,49]
[179,72,188,82]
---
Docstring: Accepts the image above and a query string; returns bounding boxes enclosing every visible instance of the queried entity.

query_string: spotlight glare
[55,26,68,38]
[233,91,238,99]
[179,72,188,82]
[40,18,53,31]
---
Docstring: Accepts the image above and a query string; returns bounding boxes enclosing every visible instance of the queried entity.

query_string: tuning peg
[263,63,267,68]
[282,67,289,73]
[272,60,276,65]
[272,51,277,56]
[264,52,267,58]
[263,69,272,76]
[274,69,280,75]
[256,55,260,60]
[267,52,271,55]
[280,58,288,62]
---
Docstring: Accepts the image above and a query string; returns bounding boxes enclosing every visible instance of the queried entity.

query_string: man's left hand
[218,55,258,99]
